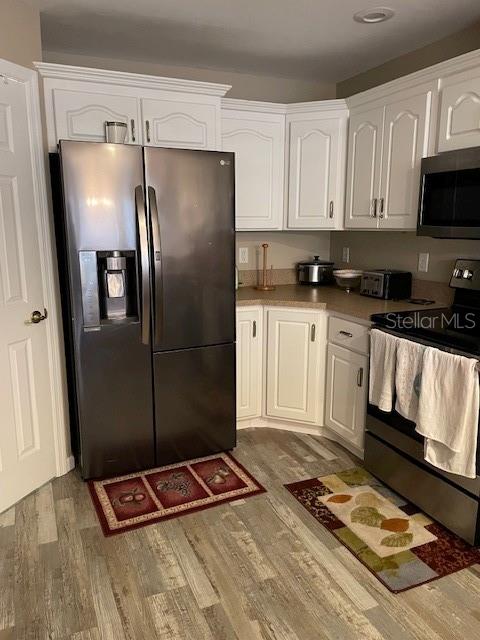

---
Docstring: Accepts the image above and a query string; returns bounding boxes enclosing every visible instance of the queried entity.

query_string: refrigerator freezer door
[144,148,235,351]
[153,343,236,465]
[58,141,155,478]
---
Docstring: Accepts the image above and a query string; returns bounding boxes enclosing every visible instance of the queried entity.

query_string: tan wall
[236,231,330,271]
[0,0,42,67]
[42,51,336,102]
[337,20,480,98]
[330,231,480,283]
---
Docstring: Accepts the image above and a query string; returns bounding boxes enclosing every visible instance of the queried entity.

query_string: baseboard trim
[237,417,364,459]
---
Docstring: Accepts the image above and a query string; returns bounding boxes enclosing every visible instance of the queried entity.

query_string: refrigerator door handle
[148,186,163,344]
[135,185,150,345]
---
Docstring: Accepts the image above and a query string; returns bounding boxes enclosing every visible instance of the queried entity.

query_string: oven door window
[422,168,480,227]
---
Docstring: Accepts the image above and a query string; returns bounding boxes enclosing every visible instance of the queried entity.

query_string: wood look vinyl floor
[2,428,480,640]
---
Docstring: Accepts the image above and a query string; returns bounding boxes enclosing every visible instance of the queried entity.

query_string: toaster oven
[360,269,412,299]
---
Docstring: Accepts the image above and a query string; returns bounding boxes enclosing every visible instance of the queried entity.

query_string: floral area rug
[285,467,480,593]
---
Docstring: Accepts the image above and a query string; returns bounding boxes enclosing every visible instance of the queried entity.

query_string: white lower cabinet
[325,343,368,449]
[265,308,325,424]
[236,307,263,420]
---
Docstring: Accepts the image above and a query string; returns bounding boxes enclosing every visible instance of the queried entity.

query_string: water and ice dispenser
[79,250,138,328]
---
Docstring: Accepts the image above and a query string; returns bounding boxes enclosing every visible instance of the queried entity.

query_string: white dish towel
[369,329,398,412]
[416,347,479,479]
[395,337,426,422]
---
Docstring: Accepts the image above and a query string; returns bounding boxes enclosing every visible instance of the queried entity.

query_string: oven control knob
[462,269,473,280]
[453,268,463,278]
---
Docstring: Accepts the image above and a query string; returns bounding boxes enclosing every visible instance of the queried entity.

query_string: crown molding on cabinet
[221,97,348,115]
[285,99,348,114]
[347,48,480,109]
[221,98,288,114]
[34,62,232,97]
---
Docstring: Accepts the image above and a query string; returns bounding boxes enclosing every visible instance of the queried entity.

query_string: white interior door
[0,59,64,512]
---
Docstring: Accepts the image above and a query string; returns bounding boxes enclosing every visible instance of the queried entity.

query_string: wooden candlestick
[255,243,275,291]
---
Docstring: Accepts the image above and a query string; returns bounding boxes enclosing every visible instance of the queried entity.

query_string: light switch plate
[342,247,350,263]
[239,247,249,264]
[418,252,429,272]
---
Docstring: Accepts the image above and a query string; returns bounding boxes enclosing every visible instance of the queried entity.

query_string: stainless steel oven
[418,146,480,239]
[365,259,480,545]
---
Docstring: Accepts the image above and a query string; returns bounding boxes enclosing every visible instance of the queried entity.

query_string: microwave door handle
[148,186,163,345]
[135,185,150,345]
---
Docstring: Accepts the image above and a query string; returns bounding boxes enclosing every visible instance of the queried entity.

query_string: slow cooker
[297,257,334,285]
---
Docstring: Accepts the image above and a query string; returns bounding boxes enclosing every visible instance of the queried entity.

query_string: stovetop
[371,305,480,356]
[371,259,480,356]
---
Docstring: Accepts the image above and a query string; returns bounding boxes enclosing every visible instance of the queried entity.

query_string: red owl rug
[88,452,266,536]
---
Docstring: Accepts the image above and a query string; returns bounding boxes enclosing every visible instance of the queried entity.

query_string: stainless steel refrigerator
[51,141,236,479]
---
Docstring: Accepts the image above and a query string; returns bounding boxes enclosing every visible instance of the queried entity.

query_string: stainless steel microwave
[417,146,480,239]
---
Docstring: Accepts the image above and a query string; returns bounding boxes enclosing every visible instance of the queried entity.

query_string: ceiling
[34,0,480,82]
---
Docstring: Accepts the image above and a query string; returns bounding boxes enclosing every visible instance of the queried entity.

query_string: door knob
[28,308,48,324]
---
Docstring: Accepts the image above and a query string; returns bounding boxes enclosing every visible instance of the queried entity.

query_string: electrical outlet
[342,247,350,263]
[239,247,249,264]
[418,252,429,273]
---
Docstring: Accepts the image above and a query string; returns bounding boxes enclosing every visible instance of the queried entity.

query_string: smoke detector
[354,7,395,23]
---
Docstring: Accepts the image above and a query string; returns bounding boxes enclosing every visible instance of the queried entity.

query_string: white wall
[236,231,330,271]
[330,231,480,283]
[42,51,336,103]
[0,0,42,67]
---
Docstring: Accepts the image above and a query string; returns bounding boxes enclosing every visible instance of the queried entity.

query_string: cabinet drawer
[328,316,369,354]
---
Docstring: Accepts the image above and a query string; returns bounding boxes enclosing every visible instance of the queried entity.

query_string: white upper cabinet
[345,106,384,229]
[221,100,285,230]
[35,63,230,152]
[345,83,434,230]
[142,97,219,150]
[49,89,140,146]
[438,68,480,152]
[286,102,348,230]
[380,89,432,229]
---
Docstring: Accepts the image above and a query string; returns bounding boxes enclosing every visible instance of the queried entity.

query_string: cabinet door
[142,98,217,150]
[379,88,433,230]
[287,118,344,229]
[222,113,284,230]
[438,72,480,152]
[266,309,323,424]
[344,107,384,229]
[236,308,263,420]
[325,343,368,448]
[51,89,140,145]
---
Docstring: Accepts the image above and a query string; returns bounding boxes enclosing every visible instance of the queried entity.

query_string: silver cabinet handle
[135,186,150,345]
[252,320,257,338]
[371,198,378,218]
[146,120,151,143]
[329,200,334,218]
[130,119,136,142]
[311,323,316,342]
[339,330,353,338]
[357,367,364,387]
[379,197,385,219]
[148,186,163,345]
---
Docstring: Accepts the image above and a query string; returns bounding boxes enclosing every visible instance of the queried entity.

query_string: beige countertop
[236,284,448,322]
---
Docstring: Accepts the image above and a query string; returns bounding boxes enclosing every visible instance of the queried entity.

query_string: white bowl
[333,269,363,292]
